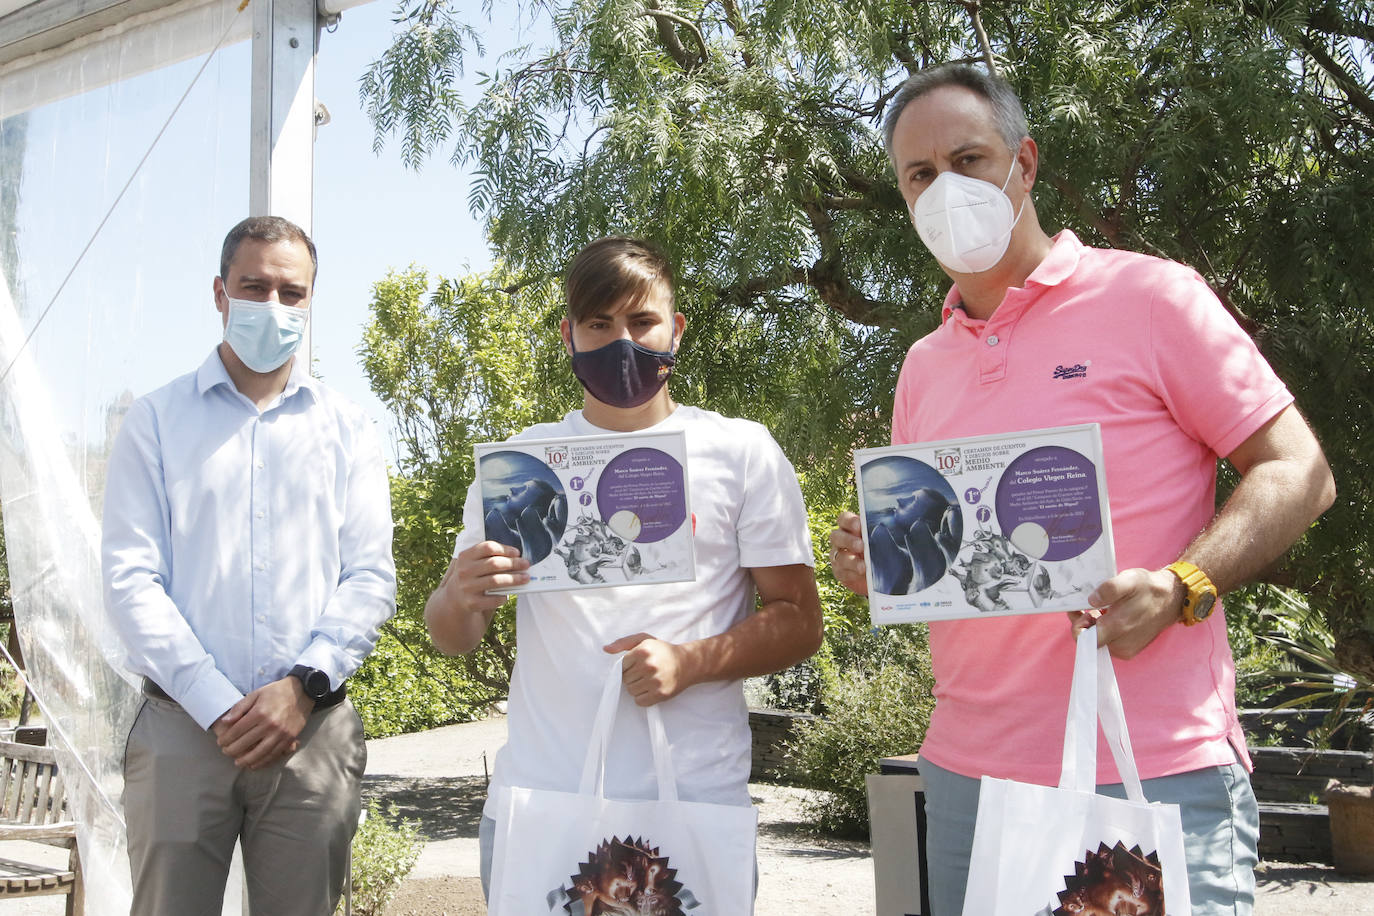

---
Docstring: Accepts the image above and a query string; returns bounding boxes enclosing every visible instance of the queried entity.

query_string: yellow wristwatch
[1167,561,1218,626]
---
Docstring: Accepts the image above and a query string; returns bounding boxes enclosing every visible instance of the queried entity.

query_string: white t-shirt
[455,406,814,817]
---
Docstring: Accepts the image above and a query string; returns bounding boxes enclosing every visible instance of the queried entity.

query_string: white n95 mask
[911,156,1026,273]
[222,298,308,373]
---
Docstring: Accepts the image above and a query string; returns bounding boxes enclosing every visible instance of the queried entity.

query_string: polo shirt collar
[196,346,318,406]
[941,229,1085,324]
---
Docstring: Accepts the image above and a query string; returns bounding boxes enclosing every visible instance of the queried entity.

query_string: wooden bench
[0,741,82,913]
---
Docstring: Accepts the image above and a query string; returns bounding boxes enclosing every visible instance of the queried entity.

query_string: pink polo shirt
[895,230,1292,785]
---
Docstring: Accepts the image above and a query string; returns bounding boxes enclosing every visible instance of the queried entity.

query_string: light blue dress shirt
[101,348,396,729]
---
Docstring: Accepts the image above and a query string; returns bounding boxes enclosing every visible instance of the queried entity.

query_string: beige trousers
[123,694,366,916]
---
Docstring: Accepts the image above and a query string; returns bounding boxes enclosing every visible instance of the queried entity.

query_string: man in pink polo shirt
[829,64,1335,915]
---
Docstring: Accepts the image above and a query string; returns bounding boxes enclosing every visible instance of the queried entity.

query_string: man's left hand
[212,676,315,769]
[604,633,692,707]
[1070,567,1185,659]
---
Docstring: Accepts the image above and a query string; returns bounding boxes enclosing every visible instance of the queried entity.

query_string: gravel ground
[363,716,1374,916]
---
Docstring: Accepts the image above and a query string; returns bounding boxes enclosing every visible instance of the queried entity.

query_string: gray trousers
[123,694,367,916]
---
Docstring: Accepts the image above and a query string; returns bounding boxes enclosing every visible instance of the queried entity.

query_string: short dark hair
[219,216,318,282]
[564,237,675,323]
[882,64,1029,163]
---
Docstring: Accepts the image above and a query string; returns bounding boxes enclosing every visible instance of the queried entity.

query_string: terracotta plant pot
[1325,780,1374,876]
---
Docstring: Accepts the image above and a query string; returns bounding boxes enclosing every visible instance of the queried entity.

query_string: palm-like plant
[1253,587,1374,751]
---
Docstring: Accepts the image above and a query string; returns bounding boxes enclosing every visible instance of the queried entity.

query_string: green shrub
[751,658,828,712]
[349,617,491,738]
[786,637,935,838]
[0,658,24,720]
[339,801,424,916]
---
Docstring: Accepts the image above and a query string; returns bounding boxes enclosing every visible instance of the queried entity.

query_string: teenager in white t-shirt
[424,236,824,894]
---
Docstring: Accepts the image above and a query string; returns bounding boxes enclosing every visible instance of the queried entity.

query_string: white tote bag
[488,658,758,915]
[961,631,1192,916]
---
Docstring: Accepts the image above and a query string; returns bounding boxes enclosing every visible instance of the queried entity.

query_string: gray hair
[882,64,1029,163]
[220,216,318,282]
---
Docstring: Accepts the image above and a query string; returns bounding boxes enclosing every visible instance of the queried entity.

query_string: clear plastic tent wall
[0,2,252,910]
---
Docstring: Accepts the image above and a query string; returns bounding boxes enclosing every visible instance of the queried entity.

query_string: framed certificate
[855,424,1116,625]
[475,430,695,593]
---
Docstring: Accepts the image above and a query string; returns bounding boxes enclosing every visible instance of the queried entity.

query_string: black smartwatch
[289,665,332,702]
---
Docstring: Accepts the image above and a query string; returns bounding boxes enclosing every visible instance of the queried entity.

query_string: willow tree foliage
[362,0,1374,677]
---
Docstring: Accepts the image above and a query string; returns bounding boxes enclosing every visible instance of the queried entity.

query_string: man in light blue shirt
[102,216,396,915]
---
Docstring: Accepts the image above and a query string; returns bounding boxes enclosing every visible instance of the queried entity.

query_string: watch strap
[1167,561,1218,626]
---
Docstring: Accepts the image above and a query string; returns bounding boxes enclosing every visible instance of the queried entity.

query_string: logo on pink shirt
[1053,363,1090,380]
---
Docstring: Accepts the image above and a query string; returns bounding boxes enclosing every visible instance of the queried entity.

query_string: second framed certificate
[855,423,1117,625]
[475,430,695,593]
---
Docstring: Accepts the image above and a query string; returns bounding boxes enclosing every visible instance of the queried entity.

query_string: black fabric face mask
[570,337,676,408]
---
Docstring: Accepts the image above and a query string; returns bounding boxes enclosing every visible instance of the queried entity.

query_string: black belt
[142,677,347,711]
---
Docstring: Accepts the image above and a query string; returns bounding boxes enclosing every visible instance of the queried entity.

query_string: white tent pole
[249,0,316,230]
[248,0,317,350]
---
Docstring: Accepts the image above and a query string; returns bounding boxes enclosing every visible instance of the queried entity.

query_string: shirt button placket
[980,329,1009,383]
[250,419,268,687]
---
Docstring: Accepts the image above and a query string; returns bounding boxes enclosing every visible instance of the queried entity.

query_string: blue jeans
[920,755,1259,916]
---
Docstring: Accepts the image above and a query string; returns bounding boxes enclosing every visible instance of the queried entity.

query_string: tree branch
[800,200,890,324]
[716,0,756,68]
[959,1,998,75]
[1048,174,1125,247]
[495,275,544,296]
[717,265,811,303]
[1241,0,1374,124]
[1171,222,1260,337]
[717,0,746,31]
[1307,5,1374,43]
[1297,31,1374,124]
[1119,85,1182,215]
[717,244,894,327]
[891,37,920,76]
[1218,232,1260,303]
[642,3,707,71]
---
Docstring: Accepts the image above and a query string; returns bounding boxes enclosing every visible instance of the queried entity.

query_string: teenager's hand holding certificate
[475,430,696,594]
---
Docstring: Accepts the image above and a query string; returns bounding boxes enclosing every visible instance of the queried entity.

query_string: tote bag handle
[577,656,680,802]
[1059,629,1146,803]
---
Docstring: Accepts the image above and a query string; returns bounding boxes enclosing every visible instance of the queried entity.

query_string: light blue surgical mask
[222,297,308,373]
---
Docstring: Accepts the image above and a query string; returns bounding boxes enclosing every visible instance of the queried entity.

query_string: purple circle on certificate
[994,446,1102,562]
[596,448,687,543]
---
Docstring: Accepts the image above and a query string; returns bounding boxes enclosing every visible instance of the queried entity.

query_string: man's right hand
[211,676,313,769]
[828,511,869,596]
[424,542,529,655]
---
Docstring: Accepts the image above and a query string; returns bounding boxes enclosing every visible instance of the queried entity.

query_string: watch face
[298,668,330,700]
[1193,592,1217,621]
